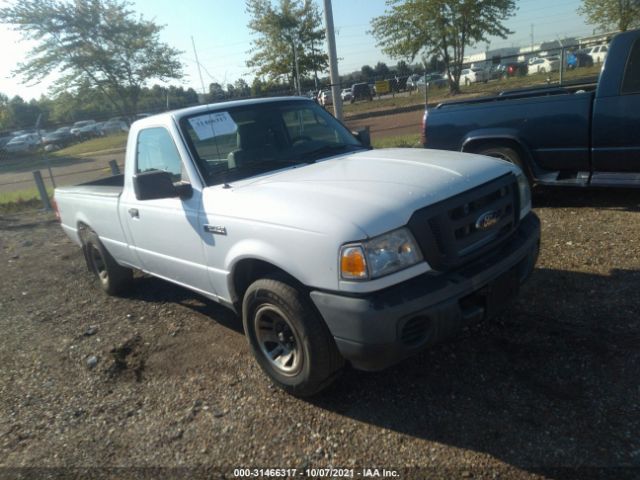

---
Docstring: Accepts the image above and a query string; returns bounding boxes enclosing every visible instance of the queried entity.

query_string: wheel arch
[229,258,306,313]
[461,133,537,181]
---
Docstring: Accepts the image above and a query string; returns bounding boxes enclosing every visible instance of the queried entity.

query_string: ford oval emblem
[475,210,501,230]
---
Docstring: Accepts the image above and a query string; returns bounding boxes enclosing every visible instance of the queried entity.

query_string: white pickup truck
[55,97,540,396]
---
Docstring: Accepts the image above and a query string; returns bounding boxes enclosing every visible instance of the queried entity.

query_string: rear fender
[461,130,539,179]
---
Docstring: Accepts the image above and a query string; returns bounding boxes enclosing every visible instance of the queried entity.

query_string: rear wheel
[242,275,344,396]
[475,144,533,186]
[82,230,133,295]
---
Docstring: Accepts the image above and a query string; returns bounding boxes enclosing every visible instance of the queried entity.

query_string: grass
[0,186,53,213]
[373,134,422,149]
[52,132,127,157]
[0,133,127,175]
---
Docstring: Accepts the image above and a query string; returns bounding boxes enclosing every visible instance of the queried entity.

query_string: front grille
[408,174,519,272]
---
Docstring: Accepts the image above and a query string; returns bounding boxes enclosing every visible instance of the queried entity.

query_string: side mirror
[133,170,178,200]
[353,127,371,148]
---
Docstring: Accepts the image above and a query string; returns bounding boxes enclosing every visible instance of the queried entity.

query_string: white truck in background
[55,97,540,396]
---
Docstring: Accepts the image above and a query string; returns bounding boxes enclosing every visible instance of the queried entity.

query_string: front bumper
[310,212,540,371]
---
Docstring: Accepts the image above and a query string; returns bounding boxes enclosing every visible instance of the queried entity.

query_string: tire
[540,67,546,74]
[464,78,470,86]
[475,144,533,186]
[82,230,133,295]
[242,275,344,396]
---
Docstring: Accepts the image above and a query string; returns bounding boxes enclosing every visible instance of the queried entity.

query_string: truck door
[119,126,214,296]
[591,36,640,173]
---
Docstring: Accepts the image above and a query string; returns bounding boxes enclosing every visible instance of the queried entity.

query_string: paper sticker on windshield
[188,112,237,140]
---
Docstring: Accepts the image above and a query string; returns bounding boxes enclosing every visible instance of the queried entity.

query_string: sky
[0,0,596,101]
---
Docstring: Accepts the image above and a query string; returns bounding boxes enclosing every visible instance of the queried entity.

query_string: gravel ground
[0,188,639,480]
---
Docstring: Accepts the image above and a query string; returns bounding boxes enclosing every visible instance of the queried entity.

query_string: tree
[207,82,225,102]
[374,61,390,79]
[396,60,412,77]
[0,0,183,117]
[370,0,516,93]
[234,78,251,97]
[361,65,375,80]
[246,0,328,89]
[578,0,640,32]
[0,93,9,130]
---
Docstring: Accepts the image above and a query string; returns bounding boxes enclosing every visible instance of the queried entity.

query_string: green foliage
[246,0,328,87]
[395,61,412,77]
[0,84,199,132]
[374,62,391,78]
[370,0,516,93]
[372,134,421,149]
[361,65,375,79]
[0,0,183,117]
[578,0,640,32]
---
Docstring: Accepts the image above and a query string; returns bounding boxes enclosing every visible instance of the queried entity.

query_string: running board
[590,172,640,187]
[536,171,640,188]
[536,171,590,186]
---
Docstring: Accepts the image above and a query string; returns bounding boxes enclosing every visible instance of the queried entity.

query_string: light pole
[292,36,301,96]
[323,0,343,120]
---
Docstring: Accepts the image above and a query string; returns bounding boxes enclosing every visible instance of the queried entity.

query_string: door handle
[128,208,139,218]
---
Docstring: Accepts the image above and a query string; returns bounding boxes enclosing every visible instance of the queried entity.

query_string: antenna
[191,36,207,96]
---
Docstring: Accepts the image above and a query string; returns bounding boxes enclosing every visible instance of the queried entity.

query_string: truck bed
[55,174,124,197]
[435,79,598,110]
[54,174,126,251]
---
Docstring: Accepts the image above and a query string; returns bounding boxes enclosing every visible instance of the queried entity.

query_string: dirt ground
[1,185,639,480]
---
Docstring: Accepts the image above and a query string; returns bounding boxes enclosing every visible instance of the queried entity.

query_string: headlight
[340,227,423,280]
[516,172,531,220]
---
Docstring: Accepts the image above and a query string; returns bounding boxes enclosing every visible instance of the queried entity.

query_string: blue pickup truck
[422,29,640,187]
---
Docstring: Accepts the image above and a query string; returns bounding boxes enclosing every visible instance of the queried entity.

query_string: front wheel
[242,276,344,396]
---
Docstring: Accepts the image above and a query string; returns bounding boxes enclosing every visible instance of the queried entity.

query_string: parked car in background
[318,90,332,106]
[585,44,608,63]
[417,73,448,90]
[42,128,75,151]
[340,88,352,102]
[406,74,421,90]
[0,134,14,152]
[528,56,560,74]
[460,68,489,85]
[100,119,129,136]
[567,51,594,69]
[77,122,103,139]
[501,62,528,77]
[4,133,41,153]
[488,65,502,80]
[70,120,97,137]
[350,82,373,102]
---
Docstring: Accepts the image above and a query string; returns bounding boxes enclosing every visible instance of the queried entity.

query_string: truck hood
[207,148,517,238]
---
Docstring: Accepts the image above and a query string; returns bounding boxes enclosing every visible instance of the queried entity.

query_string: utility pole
[323,0,343,120]
[530,24,534,53]
[311,39,319,91]
[292,37,301,96]
[191,36,207,97]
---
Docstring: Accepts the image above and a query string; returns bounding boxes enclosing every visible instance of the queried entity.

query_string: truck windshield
[179,100,366,186]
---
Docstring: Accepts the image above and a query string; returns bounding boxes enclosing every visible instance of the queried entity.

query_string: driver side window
[136,127,187,182]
